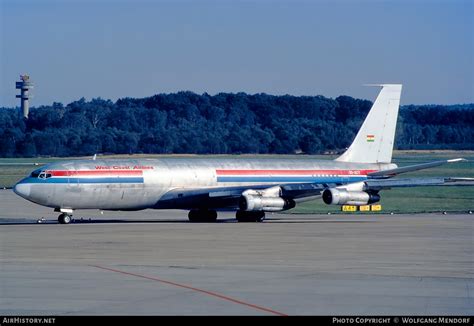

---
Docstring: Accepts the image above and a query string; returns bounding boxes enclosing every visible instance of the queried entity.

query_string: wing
[154,182,332,210]
[322,177,474,206]
[154,158,473,210]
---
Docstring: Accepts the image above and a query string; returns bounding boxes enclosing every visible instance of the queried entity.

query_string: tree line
[0,92,473,157]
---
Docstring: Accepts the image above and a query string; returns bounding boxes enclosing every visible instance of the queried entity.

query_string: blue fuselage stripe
[216,176,367,183]
[22,177,144,184]
[22,176,367,185]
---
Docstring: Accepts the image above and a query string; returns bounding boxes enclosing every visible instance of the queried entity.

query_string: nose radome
[13,182,31,198]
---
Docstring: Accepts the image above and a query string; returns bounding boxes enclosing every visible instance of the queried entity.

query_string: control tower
[16,74,33,119]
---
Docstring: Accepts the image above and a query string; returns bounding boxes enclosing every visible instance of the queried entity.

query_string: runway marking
[91,264,287,316]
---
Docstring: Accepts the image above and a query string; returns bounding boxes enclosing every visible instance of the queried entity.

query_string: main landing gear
[187,210,266,222]
[188,210,218,223]
[236,211,265,223]
[58,213,72,224]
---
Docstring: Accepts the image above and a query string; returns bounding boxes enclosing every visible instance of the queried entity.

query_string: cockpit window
[38,171,52,179]
[31,170,40,178]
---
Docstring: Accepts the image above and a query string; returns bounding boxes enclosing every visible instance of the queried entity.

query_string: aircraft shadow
[0,217,375,225]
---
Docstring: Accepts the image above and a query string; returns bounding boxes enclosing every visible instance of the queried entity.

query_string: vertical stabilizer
[335,84,402,163]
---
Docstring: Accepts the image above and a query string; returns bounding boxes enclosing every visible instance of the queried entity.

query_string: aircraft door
[65,163,79,190]
[67,171,79,189]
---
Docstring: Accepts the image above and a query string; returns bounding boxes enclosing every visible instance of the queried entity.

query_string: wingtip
[447,158,466,163]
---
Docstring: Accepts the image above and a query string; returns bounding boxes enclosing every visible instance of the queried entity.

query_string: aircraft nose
[13,182,31,198]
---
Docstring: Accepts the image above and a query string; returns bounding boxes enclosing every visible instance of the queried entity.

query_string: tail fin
[335,84,402,164]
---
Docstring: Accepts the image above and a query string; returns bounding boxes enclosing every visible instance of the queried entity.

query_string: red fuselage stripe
[216,169,376,175]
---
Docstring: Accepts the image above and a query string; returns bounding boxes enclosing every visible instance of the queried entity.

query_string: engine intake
[322,188,380,206]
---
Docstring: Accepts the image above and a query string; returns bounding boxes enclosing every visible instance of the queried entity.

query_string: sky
[0,0,472,107]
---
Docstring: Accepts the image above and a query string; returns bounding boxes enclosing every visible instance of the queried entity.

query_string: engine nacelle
[322,188,380,206]
[239,194,295,212]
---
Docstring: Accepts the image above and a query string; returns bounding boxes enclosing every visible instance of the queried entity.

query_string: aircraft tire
[58,213,72,224]
[188,210,217,223]
[236,211,265,223]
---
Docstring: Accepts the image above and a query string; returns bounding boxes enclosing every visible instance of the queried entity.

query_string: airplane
[13,84,473,224]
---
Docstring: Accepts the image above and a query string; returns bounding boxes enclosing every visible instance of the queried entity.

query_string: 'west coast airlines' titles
[95,166,154,170]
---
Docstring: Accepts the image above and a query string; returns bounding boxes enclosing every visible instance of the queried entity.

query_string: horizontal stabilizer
[368,158,467,178]
[364,177,474,191]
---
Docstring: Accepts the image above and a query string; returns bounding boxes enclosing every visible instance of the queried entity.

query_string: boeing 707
[13,84,473,223]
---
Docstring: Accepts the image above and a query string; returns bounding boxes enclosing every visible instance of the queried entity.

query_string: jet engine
[322,188,380,206]
[239,187,295,212]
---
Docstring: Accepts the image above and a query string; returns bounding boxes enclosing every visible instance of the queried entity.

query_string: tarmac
[0,189,472,315]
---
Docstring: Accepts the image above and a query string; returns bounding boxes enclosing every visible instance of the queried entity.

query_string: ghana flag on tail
[366,134,375,142]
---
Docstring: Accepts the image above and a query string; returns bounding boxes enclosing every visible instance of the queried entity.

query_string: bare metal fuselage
[14,157,394,211]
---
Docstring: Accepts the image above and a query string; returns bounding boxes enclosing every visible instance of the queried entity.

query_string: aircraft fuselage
[14,157,394,211]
